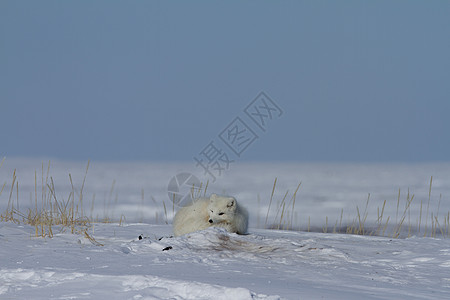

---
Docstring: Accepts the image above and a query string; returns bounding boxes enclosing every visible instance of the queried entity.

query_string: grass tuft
[1,161,91,239]
[264,176,448,239]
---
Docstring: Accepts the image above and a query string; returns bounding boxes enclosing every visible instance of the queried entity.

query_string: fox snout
[209,219,213,223]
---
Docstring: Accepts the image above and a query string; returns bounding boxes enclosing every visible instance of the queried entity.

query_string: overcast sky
[1,1,449,162]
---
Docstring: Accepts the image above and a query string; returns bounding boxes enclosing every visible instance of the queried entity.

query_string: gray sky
[1,1,449,162]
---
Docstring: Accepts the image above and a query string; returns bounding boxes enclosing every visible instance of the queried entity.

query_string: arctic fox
[173,194,248,236]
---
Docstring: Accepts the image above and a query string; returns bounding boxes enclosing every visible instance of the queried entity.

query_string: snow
[1,224,450,299]
[1,159,450,299]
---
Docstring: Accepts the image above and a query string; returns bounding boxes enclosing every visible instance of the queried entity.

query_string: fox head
[207,194,237,224]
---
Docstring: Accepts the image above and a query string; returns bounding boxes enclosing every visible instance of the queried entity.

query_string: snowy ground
[1,223,450,299]
[1,159,450,299]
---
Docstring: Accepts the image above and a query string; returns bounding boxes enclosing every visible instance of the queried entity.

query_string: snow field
[1,223,450,299]
[1,159,450,299]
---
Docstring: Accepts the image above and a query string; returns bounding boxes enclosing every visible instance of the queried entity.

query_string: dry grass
[264,177,449,239]
[0,159,183,241]
[0,161,99,243]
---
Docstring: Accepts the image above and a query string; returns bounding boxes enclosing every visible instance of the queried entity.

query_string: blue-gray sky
[1,1,449,162]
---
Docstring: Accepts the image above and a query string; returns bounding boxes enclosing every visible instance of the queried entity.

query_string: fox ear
[227,199,235,208]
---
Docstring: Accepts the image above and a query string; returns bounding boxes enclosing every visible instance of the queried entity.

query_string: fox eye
[218,212,224,216]
[210,210,214,213]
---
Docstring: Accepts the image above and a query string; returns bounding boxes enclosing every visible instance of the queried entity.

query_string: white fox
[173,194,248,236]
